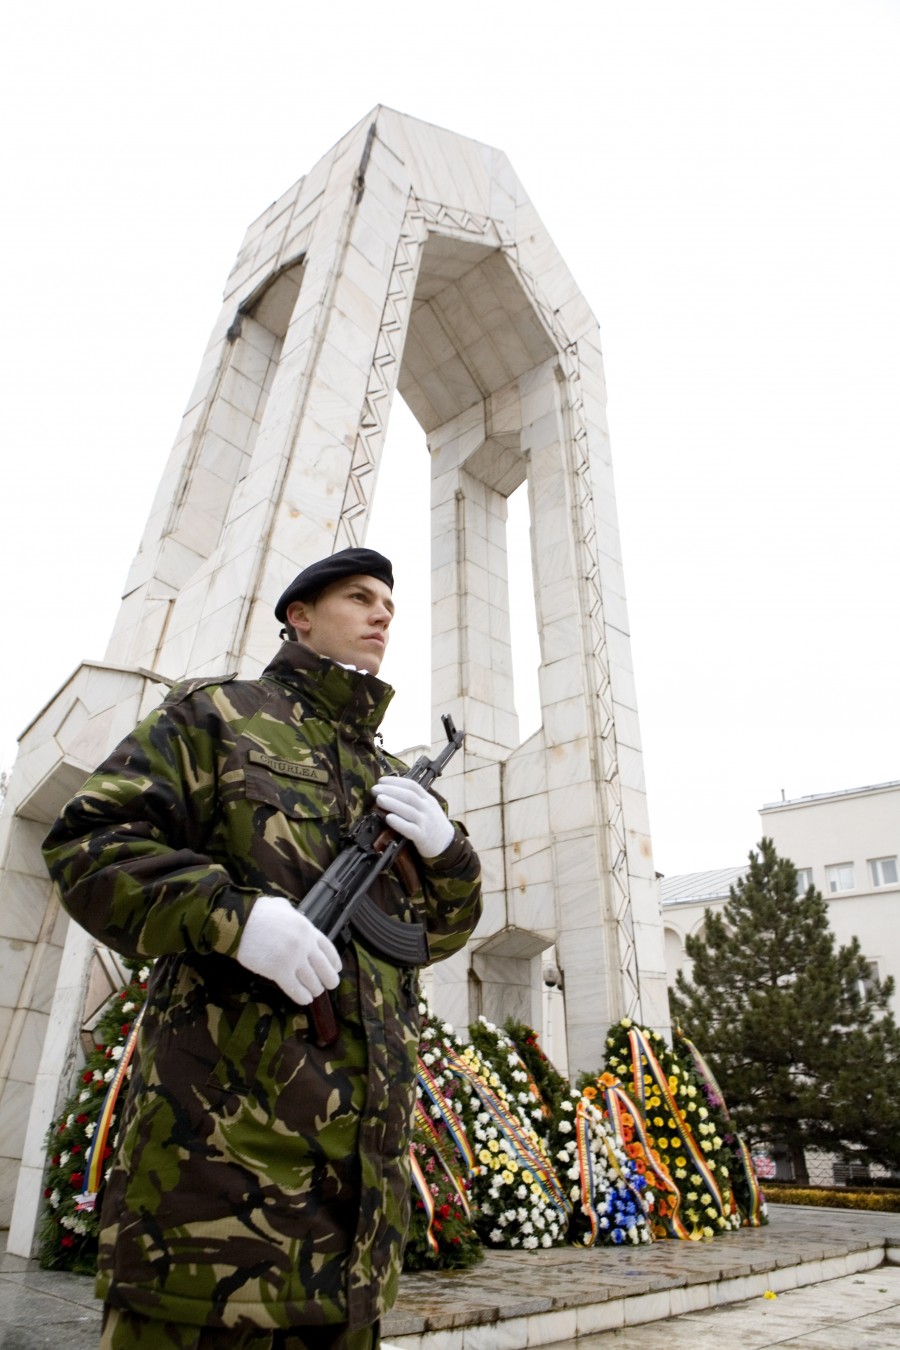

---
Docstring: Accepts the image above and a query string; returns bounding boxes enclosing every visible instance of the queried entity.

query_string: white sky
[2,0,898,875]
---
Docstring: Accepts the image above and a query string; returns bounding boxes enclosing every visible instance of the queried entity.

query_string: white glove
[236,895,341,1005]
[370,776,455,859]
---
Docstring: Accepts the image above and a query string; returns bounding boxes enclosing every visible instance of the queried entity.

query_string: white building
[661,780,900,1020]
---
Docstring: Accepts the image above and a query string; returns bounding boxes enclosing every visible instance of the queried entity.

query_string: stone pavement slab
[535,1266,900,1348]
[1,1206,898,1349]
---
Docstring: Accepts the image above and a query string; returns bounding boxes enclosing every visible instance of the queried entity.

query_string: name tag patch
[248,751,329,783]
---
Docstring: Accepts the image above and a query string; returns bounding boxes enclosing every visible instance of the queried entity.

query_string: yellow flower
[653,1117,664,1128]
[675,1157,687,1168]
[667,1118,678,1130]
[764,1290,777,1301]
[478,1149,492,1165]
[657,1137,669,1150]
[531,1184,542,1198]
[501,1170,514,1184]
[488,1139,500,1152]
[507,1159,519,1173]
[522,1170,534,1184]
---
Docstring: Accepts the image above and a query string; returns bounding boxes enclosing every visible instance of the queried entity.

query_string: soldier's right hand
[236,895,342,1005]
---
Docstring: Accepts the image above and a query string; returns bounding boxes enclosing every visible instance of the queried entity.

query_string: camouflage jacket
[43,642,482,1331]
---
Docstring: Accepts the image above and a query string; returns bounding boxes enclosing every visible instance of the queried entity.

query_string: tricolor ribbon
[603,1080,689,1238]
[443,1045,571,1223]
[409,1149,439,1252]
[416,1058,474,1172]
[627,1026,728,1224]
[74,1006,144,1213]
[676,1030,765,1226]
[573,1099,604,1245]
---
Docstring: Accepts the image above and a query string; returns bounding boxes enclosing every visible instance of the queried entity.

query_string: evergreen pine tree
[669,837,900,1183]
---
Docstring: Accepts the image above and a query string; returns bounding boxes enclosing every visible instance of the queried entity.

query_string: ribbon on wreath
[676,1030,765,1226]
[603,1079,689,1238]
[627,1026,728,1224]
[573,1098,605,1245]
[443,1045,571,1224]
[74,1006,145,1213]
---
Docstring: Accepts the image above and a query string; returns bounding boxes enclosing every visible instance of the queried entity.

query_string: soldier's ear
[285,599,313,635]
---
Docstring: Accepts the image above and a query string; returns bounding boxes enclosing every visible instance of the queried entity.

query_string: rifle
[300,713,464,1045]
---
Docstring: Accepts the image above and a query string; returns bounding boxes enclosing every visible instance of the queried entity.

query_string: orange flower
[621,1113,634,1129]
[626,1143,643,1159]
[582,1085,597,1100]
[599,1072,618,1087]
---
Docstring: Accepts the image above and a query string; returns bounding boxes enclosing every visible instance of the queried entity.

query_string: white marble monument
[0,107,668,1253]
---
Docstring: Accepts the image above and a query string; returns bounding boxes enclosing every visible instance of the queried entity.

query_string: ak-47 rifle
[299,713,464,1045]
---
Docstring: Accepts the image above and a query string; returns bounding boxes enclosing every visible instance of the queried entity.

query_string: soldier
[43,547,482,1350]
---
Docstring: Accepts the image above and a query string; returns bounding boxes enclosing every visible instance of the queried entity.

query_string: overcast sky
[2,0,898,875]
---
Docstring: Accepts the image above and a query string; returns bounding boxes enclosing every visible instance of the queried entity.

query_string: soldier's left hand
[371,776,455,859]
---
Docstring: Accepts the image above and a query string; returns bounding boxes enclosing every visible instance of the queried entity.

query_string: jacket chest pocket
[242,762,343,822]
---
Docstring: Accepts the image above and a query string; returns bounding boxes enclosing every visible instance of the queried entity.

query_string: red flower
[76,1114,89,1125]
[52,1155,60,1167]
[82,1070,93,1084]
[61,1235,75,1248]
[121,1024,131,1036]
[69,1172,84,1189]
[71,1145,82,1154]
[43,1187,52,1199]
[439,1204,451,1218]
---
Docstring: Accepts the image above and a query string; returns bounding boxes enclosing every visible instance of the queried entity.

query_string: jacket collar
[262,640,395,732]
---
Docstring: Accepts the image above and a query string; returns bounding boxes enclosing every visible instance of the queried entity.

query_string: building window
[869,856,898,887]
[795,867,813,895]
[825,862,855,893]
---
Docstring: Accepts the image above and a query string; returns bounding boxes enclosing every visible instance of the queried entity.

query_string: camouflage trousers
[99,1307,380,1349]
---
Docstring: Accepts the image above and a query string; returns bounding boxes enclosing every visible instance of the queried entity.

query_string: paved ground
[1,1206,898,1348]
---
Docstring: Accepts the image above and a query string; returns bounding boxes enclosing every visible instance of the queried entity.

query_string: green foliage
[670,838,900,1177]
[38,960,149,1271]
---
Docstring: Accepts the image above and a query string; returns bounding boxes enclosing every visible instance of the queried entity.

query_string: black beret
[275,547,394,622]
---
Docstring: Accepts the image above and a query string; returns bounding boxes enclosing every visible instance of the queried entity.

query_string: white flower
[104,1067,116,1082]
[490,1228,503,1242]
[558,1120,572,1134]
[422,1051,435,1066]
[85,1122,96,1139]
[109,1045,124,1062]
[523,1235,538,1249]
[49,1189,60,1209]
[60,1151,70,1167]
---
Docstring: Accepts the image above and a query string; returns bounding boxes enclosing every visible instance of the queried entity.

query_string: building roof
[660,867,746,906]
[760,780,900,813]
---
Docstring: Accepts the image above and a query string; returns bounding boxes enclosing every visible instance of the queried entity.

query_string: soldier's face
[286,575,394,674]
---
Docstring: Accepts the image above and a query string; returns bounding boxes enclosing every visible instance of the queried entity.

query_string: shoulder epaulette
[164,672,240,705]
